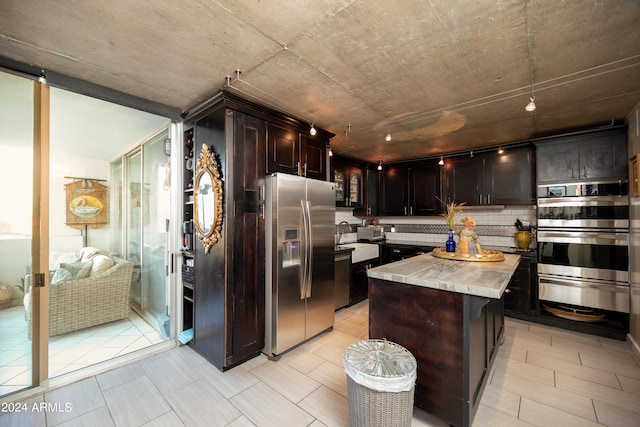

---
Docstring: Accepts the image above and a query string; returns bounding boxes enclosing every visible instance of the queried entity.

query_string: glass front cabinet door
[332,157,363,208]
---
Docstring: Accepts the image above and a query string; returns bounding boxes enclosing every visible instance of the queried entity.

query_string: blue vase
[446,229,456,252]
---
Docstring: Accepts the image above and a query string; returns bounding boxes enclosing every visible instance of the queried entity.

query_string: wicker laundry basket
[343,339,417,427]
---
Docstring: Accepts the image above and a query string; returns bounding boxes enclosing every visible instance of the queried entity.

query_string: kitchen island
[366,252,520,427]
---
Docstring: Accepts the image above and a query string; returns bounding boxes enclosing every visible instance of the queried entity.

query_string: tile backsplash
[335,205,536,248]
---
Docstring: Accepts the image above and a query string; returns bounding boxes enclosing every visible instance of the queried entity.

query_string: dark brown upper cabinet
[379,166,409,216]
[535,126,627,184]
[379,162,441,216]
[444,146,535,206]
[357,164,379,217]
[267,124,329,181]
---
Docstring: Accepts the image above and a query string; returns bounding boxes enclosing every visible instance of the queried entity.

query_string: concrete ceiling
[1,0,639,164]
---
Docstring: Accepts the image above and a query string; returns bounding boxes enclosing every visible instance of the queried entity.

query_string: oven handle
[537,230,628,246]
[537,195,629,207]
[538,273,628,289]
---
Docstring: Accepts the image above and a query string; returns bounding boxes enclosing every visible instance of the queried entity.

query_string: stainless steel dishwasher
[335,251,351,310]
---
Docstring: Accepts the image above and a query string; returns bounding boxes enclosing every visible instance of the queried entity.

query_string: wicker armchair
[24,256,133,338]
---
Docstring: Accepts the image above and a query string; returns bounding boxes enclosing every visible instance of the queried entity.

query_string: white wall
[50,152,111,250]
[0,153,111,306]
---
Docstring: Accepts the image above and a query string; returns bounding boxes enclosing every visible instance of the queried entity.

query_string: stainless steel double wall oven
[537,180,630,314]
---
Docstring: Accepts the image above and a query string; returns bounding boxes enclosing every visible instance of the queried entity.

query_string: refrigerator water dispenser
[282,229,301,268]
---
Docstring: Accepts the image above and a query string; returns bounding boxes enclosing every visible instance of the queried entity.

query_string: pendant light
[525,97,536,112]
[438,156,444,166]
[377,160,383,171]
[385,132,392,142]
[525,31,536,113]
[309,123,317,136]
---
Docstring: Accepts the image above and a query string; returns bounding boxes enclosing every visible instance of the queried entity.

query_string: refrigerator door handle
[300,199,310,299]
[305,200,313,298]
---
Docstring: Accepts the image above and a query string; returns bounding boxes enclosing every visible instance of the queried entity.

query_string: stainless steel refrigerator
[264,173,336,359]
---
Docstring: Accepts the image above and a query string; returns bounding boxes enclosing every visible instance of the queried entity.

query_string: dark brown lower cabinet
[350,259,379,306]
[504,254,537,316]
[369,277,504,427]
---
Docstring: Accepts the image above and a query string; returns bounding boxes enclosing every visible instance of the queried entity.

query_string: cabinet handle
[404,207,407,215]
[367,206,371,215]
[296,162,301,175]
[303,163,308,177]
[571,165,574,178]
[504,288,511,294]
[583,165,587,178]
[487,194,491,205]
[479,194,483,204]
[410,206,413,215]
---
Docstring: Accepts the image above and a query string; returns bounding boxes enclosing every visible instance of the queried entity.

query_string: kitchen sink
[337,242,379,264]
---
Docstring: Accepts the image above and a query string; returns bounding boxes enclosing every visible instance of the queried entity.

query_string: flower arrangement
[437,197,466,229]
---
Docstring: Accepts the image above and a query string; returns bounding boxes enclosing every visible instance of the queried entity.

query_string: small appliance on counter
[357,225,384,241]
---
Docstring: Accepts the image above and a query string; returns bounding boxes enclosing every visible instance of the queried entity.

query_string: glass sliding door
[119,129,170,339]
[0,72,35,397]
[126,149,143,308]
[1,71,172,398]
[141,131,170,334]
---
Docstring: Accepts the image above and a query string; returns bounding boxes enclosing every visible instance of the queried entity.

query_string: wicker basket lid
[343,339,417,392]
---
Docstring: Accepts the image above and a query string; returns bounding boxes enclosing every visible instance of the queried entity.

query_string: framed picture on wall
[65,179,108,229]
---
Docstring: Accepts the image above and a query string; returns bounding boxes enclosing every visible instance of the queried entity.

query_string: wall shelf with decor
[180,127,195,344]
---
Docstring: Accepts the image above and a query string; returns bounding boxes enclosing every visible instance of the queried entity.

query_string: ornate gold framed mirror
[193,143,223,253]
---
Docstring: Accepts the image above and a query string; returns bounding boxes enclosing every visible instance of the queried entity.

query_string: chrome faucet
[337,221,351,243]
[338,221,351,233]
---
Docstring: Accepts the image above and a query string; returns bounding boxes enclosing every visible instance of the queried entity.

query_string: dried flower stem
[437,197,466,229]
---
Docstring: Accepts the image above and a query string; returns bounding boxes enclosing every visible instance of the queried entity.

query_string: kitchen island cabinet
[367,253,519,427]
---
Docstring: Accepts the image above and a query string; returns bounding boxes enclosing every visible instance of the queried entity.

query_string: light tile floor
[1,300,640,426]
[0,306,164,397]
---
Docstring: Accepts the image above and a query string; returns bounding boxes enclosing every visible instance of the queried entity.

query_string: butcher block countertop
[366,252,520,299]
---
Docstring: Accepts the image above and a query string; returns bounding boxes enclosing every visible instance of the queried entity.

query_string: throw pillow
[51,267,73,284]
[59,261,93,280]
[81,247,103,262]
[90,255,114,277]
[51,252,81,270]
